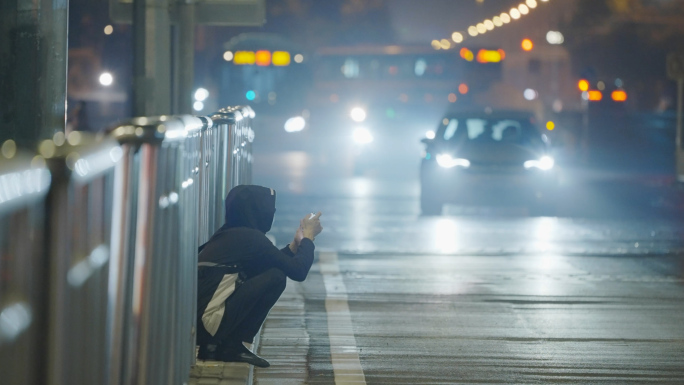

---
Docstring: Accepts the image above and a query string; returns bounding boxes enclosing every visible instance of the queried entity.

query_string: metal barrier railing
[108,107,254,385]
[40,134,122,385]
[0,106,254,385]
[200,106,254,245]
[0,146,52,385]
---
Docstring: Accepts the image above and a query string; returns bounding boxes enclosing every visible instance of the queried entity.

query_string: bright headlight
[524,155,555,170]
[352,127,373,144]
[436,153,470,169]
[350,107,366,122]
[284,116,306,132]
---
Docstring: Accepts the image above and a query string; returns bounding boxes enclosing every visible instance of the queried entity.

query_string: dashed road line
[319,251,367,385]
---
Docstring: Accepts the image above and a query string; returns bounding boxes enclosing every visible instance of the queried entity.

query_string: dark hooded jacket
[196,185,315,335]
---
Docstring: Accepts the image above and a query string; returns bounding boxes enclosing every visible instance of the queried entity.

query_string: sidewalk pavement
[189,278,308,385]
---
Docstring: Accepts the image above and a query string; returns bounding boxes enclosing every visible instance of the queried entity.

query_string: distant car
[420,110,558,215]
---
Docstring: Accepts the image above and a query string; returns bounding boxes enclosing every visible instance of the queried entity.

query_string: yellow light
[104,25,113,35]
[484,20,494,30]
[519,4,529,14]
[431,40,442,50]
[468,26,478,36]
[546,121,555,130]
[588,90,603,101]
[521,39,533,51]
[452,32,464,43]
[459,48,474,62]
[493,16,503,27]
[501,13,511,23]
[578,79,589,92]
[611,90,628,102]
[510,8,521,19]
[234,51,256,65]
[526,0,538,8]
[272,51,291,66]
[476,49,502,63]
[223,51,234,61]
[476,23,487,34]
[440,39,451,49]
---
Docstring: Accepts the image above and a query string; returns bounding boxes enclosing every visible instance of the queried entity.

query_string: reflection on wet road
[253,159,684,384]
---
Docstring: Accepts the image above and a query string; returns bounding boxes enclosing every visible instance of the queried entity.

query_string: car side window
[443,119,458,140]
[466,119,486,140]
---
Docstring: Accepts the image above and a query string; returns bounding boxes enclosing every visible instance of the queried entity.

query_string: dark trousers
[197,268,286,346]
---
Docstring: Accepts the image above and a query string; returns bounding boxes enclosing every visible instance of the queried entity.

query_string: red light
[611,90,627,102]
[588,90,603,101]
[458,84,469,94]
[255,50,271,66]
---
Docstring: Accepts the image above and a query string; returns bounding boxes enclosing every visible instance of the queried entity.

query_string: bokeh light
[521,39,533,51]
[99,72,113,86]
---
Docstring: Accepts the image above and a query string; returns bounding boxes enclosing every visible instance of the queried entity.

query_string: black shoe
[219,344,270,367]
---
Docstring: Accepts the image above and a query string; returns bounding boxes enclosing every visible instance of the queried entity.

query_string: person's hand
[289,226,305,254]
[300,212,323,241]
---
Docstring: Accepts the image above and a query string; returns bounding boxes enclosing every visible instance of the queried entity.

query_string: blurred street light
[223,51,234,61]
[524,88,538,100]
[546,31,564,44]
[99,72,113,86]
[578,79,590,92]
[104,25,113,35]
[521,39,534,51]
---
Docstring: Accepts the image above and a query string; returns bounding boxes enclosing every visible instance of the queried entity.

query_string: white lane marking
[319,251,367,384]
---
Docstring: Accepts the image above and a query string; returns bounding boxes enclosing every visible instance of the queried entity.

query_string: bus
[218,35,505,176]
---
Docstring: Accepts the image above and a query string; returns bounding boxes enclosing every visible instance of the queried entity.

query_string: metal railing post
[0,146,52,385]
[39,133,122,385]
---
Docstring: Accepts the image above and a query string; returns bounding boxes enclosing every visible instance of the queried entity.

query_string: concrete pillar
[0,0,69,147]
[133,0,172,116]
[174,0,196,114]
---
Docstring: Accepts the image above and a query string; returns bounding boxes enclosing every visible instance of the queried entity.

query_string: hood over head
[224,185,276,233]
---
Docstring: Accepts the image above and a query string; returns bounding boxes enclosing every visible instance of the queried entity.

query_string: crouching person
[196,185,322,367]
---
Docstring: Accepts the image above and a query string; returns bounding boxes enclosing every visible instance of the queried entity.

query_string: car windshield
[436,117,545,149]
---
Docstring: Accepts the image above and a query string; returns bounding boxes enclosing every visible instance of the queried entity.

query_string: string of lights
[431,0,549,50]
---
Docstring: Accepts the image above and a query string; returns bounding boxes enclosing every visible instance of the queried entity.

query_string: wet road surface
[248,170,684,384]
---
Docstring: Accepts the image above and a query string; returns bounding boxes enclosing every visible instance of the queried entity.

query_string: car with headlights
[420,110,558,215]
